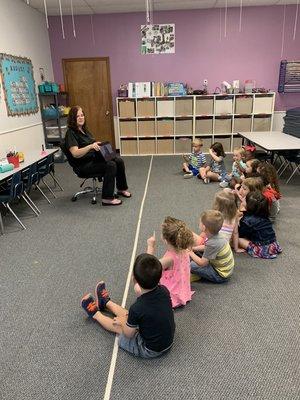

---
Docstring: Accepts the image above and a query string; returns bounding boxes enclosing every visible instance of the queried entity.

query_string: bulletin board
[141,24,175,54]
[0,53,38,116]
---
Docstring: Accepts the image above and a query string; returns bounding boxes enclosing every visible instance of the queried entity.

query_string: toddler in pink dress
[147,216,194,308]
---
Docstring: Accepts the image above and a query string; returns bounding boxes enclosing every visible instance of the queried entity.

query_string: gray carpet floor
[0,156,299,400]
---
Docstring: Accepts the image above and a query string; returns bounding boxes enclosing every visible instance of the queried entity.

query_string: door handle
[105,110,110,116]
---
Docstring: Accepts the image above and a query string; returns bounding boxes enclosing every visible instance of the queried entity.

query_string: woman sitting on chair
[65,106,131,206]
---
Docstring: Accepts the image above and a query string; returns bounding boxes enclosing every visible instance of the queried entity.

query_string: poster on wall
[141,24,175,54]
[0,53,38,116]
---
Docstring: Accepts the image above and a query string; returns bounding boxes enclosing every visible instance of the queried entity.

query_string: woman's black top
[65,128,98,167]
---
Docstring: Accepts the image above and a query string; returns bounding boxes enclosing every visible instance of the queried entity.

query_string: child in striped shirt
[182,138,206,179]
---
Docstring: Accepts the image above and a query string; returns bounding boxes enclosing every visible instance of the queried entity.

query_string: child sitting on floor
[182,138,206,179]
[193,190,239,251]
[147,216,195,308]
[238,191,282,258]
[219,147,247,188]
[258,162,281,221]
[81,253,175,359]
[199,142,226,184]
[190,210,235,283]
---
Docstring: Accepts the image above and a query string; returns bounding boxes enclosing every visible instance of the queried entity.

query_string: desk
[238,131,300,163]
[0,149,58,234]
[0,149,58,182]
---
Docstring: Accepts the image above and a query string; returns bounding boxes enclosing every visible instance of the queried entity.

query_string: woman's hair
[162,216,194,251]
[201,210,224,235]
[133,253,162,290]
[243,177,264,193]
[258,162,280,193]
[246,191,269,218]
[213,190,238,222]
[67,105,87,131]
[211,142,225,157]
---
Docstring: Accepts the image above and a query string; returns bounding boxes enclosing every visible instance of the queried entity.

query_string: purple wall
[49,6,300,112]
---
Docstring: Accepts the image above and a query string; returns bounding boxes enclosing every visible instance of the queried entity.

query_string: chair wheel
[91,198,97,204]
[71,196,77,202]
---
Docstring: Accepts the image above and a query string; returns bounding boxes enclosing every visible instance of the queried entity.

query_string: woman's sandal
[117,190,132,198]
[102,198,122,206]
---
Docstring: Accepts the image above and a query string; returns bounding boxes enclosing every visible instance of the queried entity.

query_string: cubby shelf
[116,93,275,155]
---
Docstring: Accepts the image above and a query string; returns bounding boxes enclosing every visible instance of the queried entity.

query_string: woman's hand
[91,142,101,151]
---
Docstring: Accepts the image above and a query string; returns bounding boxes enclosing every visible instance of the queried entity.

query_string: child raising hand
[147,216,194,308]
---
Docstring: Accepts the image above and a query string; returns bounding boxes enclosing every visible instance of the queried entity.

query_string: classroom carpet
[0,155,299,400]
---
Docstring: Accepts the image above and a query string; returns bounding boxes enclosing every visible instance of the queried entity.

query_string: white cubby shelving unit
[116,92,275,155]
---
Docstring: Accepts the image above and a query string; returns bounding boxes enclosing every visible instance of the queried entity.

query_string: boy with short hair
[81,253,175,358]
[182,138,206,179]
[190,210,235,283]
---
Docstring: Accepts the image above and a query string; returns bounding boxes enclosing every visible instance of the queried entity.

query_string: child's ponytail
[162,216,194,251]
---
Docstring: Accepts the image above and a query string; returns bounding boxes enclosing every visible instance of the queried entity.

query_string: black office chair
[60,141,103,204]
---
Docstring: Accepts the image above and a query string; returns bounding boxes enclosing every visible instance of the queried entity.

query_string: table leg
[0,211,4,235]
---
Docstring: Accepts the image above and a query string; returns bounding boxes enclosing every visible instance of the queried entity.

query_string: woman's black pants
[77,156,128,199]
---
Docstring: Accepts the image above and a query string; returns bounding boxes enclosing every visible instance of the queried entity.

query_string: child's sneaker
[184,171,193,179]
[219,181,229,188]
[95,281,111,311]
[203,177,210,184]
[81,294,98,317]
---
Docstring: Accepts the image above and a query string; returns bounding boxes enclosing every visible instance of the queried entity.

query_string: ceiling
[22,0,300,16]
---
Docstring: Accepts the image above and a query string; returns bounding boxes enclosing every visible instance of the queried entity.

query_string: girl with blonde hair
[147,216,194,308]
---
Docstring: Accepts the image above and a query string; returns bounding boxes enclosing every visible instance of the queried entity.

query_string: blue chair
[37,155,64,198]
[23,162,52,204]
[0,171,39,232]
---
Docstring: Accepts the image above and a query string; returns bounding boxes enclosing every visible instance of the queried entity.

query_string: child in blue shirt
[220,147,247,188]
[182,138,206,179]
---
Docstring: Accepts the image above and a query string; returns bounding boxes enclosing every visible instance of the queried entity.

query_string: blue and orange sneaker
[95,281,111,311]
[81,294,98,317]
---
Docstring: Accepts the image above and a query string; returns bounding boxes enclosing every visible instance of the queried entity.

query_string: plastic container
[7,155,20,168]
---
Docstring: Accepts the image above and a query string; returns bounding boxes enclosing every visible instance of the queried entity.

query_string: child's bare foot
[235,248,246,253]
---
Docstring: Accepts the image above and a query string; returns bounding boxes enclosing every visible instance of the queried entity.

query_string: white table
[237,131,300,163]
[238,131,300,151]
[0,149,58,182]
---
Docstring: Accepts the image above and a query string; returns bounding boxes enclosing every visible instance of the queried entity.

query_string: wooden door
[63,57,115,146]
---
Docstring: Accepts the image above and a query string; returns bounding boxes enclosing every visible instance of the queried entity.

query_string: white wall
[0,0,54,158]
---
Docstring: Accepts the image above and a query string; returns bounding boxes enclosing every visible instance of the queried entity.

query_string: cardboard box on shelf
[138,120,155,136]
[195,98,214,115]
[232,136,243,148]
[195,118,213,134]
[233,117,252,132]
[175,119,193,135]
[175,137,192,153]
[175,98,193,115]
[215,98,233,114]
[121,139,138,154]
[119,100,135,117]
[253,96,273,114]
[157,138,174,154]
[139,139,156,154]
[157,99,174,117]
[215,118,232,134]
[136,100,155,117]
[157,119,174,136]
[119,121,137,137]
[235,96,253,114]
[253,116,271,131]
